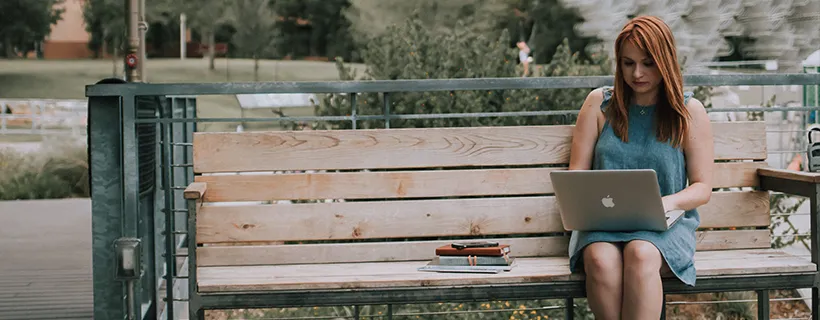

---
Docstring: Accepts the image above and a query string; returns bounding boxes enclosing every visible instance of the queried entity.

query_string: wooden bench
[183,121,820,319]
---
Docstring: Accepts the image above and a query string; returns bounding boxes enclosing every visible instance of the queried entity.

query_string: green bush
[316,15,612,130]
[0,138,89,200]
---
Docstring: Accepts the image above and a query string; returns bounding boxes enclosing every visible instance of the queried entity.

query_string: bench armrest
[758,168,820,184]
[758,169,820,271]
[758,168,820,197]
[184,182,208,200]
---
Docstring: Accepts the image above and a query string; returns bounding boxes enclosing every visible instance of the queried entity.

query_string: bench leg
[757,290,769,320]
[813,287,819,320]
[189,307,204,320]
[564,298,573,320]
[187,199,202,320]
[660,295,666,320]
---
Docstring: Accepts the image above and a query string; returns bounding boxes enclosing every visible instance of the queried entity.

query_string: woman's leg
[582,242,624,320]
[621,240,664,319]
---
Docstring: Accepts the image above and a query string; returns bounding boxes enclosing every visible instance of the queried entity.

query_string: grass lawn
[0,134,43,143]
[0,58,365,132]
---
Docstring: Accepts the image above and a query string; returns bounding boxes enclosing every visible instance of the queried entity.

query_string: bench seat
[197,249,814,293]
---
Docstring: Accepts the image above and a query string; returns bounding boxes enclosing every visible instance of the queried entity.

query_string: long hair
[607,16,690,148]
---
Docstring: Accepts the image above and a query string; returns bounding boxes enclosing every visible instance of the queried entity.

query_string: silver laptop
[550,169,685,232]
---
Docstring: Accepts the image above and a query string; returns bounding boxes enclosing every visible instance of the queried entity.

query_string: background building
[560,0,820,72]
[41,0,93,59]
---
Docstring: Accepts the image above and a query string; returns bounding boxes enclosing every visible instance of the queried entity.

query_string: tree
[271,0,356,61]
[151,0,229,70]
[0,0,65,58]
[84,0,188,63]
[82,0,124,76]
[502,0,598,64]
[344,0,510,47]
[316,15,612,130]
[227,0,278,81]
[343,0,594,65]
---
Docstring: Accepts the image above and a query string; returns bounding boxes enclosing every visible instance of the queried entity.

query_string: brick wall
[42,41,94,59]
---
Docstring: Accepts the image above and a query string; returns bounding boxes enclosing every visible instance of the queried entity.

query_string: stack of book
[417,241,516,273]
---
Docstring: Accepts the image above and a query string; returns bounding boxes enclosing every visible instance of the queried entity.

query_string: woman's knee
[582,242,622,275]
[623,240,663,274]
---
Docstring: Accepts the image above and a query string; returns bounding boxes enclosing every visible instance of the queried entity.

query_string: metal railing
[0,98,88,136]
[85,73,820,320]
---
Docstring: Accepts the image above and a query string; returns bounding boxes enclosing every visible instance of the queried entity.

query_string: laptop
[549,169,685,232]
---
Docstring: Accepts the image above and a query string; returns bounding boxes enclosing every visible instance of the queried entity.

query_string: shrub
[0,138,89,200]
[316,15,612,130]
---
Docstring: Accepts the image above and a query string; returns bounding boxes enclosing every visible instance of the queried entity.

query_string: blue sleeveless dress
[567,86,699,286]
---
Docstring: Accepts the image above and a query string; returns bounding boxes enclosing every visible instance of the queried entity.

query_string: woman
[567,16,714,319]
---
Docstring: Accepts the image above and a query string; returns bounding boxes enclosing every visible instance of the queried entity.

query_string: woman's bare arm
[662,97,714,212]
[568,88,605,170]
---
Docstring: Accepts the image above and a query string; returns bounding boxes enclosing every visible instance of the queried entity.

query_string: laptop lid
[550,169,670,232]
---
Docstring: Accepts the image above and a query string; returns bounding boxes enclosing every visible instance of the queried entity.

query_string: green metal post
[757,290,769,320]
[384,92,390,129]
[351,93,357,129]
[161,98,176,319]
[89,83,126,319]
[812,184,820,320]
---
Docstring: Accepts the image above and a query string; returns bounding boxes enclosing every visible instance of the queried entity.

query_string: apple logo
[601,195,615,208]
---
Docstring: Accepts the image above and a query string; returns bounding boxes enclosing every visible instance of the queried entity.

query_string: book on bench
[418,257,517,273]
[436,253,512,266]
[419,242,516,273]
[434,244,511,257]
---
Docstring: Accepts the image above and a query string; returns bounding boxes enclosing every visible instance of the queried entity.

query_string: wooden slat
[196,168,561,201]
[196,248,809,292]
[197,229,770,266]
[694,229,770,251]
[195,162,766,202]
[712,162,767,189]
[199,257,577,293]
[192,122,766,172]
[713,122,766,160]
[196,191,768,243]
[193,125,573,172]
[198,196,558,243]
[697,191,769,228]
[198,236,569,266]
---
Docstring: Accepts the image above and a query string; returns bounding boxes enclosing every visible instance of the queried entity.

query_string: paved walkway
[0,199,92,320]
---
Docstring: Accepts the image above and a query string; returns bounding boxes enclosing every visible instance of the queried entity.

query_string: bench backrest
[191,122,770,267]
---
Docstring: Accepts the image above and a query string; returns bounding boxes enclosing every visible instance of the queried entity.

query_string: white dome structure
[806,49,820,67]
[559,0,820,72]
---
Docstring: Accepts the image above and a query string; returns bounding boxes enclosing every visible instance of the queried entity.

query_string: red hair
[607,16,690,148]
